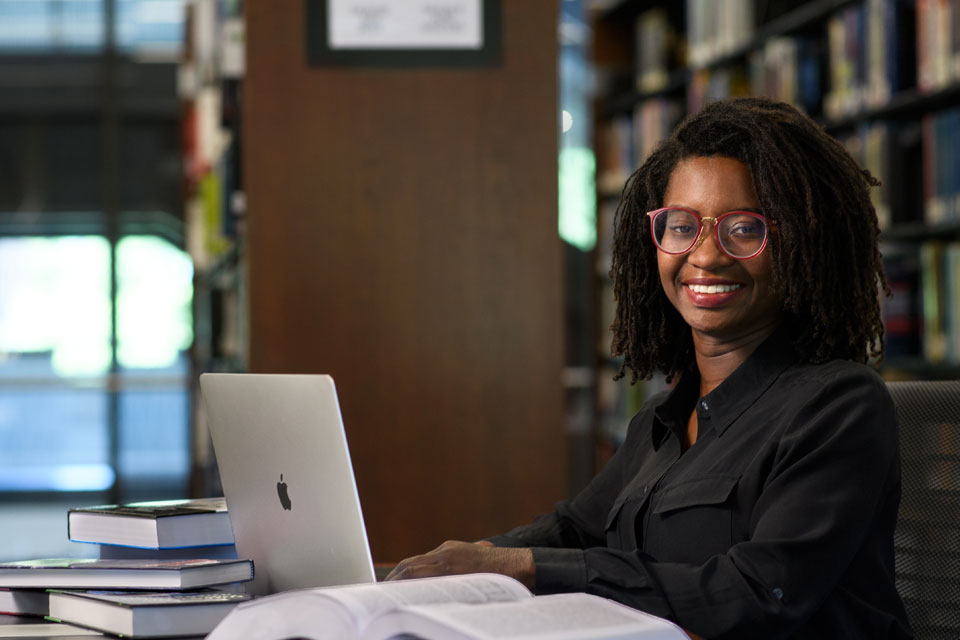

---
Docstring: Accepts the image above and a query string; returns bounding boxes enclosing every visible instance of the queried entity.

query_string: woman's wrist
[504,547,535,589]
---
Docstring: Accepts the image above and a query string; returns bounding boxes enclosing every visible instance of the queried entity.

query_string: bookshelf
[591,0,960,449]
[179,0,246,497]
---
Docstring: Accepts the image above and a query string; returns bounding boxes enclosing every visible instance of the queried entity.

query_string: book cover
[70,497,227,519]
[0,558,253,591]
[98,543,239,561]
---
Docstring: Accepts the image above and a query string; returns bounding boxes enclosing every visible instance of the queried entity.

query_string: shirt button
[773,588,784,600]
[643,485,649,494]
[700,400,709,411]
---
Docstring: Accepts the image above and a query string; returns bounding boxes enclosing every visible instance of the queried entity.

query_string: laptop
[199,373,376,595]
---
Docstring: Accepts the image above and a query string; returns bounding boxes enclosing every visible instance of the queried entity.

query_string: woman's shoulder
[779,357,890,399]
[773,358,897,445]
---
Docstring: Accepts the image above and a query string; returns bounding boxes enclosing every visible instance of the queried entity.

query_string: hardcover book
[0,558,253,591]
[48,589,251,638]
[68,497,233,549]
[207,573,686,640]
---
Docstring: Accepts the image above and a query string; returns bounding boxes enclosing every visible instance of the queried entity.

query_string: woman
[386,97,913,639]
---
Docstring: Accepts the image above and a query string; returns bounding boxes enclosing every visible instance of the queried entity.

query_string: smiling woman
[654,156,783,358]
[386,98,913,640]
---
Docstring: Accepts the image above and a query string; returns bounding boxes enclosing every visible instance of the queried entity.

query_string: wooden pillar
[244,1,564,562]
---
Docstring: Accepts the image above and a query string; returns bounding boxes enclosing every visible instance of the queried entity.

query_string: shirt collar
[652,325,798,446]
[652,373,697,449]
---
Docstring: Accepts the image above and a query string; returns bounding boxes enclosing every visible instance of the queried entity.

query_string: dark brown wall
[244,3,565,562]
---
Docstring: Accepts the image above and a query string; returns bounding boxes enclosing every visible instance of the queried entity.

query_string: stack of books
[1,497,253,638]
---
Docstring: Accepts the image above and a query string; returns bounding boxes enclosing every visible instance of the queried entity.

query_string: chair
[888,380,960,639]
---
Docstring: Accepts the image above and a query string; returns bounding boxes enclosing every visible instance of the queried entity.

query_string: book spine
[935,0,952,87]
[920,242,947,362]
[883,0,898,96]
[954,109,960,222]
[826,13,847,119]
[922,114,937,225]
[918,0,931,91]
[954,0,960,79]
[942,108,960,222]
[883,252,922,358]
[867,0,885,106]
[948,243,960,363]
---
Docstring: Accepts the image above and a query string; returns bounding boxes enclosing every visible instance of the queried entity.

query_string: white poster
[328,0,483,50]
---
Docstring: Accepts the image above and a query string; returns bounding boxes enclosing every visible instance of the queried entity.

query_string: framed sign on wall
[305,0,502,67]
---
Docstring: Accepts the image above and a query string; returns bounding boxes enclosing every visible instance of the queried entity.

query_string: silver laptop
[199,373,376,595]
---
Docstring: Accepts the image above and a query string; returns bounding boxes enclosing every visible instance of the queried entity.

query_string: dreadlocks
[611,96,888,383]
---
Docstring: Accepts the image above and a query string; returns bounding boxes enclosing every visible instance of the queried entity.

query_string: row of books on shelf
[919,242,960,364]
[824,0,913,120]
[625,0,960,123]
[922,107,960,225]
[685,0,754,68]
[916,0,960,93]
[1,497,252,638]
[600,102,960,234]
[840,120,911,232]
[634,8,681,93]
[838,106,960,231]
[597,99,683,194]
[884,241,960,364]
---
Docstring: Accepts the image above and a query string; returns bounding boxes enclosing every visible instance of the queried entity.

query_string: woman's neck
[692,321,780,397]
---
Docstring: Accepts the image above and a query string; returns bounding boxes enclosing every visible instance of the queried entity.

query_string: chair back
[887,380,960,639]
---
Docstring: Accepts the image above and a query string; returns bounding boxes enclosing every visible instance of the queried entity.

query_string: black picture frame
[305,0,502,68]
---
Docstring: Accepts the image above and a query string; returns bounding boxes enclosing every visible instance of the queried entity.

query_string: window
[0,235,192,493]
[0,0,186,56]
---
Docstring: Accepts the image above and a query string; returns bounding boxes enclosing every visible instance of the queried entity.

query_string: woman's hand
[388,544,704,638]
[384,540,535,589]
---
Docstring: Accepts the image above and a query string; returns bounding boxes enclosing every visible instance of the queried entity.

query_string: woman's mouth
[686,283,742,294]
[683,282,746,307]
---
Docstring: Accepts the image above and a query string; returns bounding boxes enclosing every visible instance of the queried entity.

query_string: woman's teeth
[687,283,742,294]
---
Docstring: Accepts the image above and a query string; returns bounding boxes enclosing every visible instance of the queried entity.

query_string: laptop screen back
[199,373,375,595]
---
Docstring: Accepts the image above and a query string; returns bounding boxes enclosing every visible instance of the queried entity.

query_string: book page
[320,573,531,627]
[206,590,357,640]
[364,592,688,640]
[206,573,531,640]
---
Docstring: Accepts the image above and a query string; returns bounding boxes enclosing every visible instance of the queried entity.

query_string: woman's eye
[669,224,696,235]
[729,222,762,236]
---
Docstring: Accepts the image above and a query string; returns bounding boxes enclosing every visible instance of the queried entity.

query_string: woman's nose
[687,221,733,266]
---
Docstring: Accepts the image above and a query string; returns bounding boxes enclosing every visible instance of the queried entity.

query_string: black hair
[611,96,888,382]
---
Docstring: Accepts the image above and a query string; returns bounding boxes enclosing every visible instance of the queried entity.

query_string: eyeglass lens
[651,209,767,258]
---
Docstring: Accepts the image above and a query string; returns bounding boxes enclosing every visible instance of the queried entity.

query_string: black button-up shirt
[489,331,912,639]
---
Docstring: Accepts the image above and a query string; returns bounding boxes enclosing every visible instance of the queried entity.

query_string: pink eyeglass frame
[645,206,775,260]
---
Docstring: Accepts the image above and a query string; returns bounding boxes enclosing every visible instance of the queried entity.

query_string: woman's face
[656,155,783,343]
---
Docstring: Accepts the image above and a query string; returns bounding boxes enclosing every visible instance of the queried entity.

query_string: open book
[206,573,687,640]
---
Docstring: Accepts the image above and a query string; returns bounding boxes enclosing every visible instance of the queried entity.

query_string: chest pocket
[644,474,739,564]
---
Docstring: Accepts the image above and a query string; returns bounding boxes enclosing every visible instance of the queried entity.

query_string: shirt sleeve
[506,371,901,640]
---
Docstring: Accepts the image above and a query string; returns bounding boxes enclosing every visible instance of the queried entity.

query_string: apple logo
[277,474,292,510]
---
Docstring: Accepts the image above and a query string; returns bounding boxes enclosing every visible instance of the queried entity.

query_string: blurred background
[0,0,194,559]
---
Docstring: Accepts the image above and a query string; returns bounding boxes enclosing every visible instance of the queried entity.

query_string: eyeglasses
[646,207,773,260]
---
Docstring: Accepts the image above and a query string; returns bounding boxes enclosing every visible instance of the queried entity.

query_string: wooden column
[244,2,564,562]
